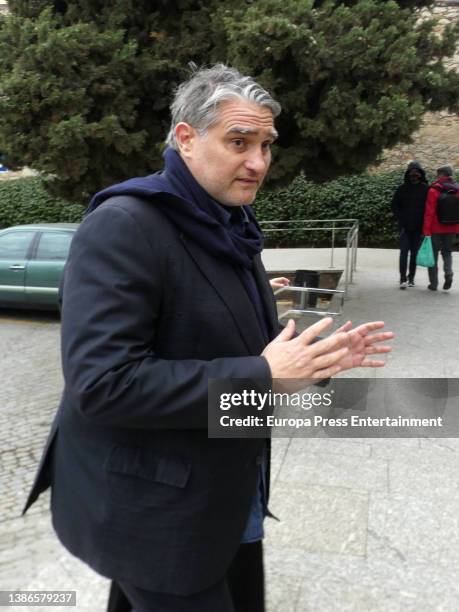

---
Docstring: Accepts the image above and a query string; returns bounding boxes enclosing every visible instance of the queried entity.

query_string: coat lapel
[252,254,280,341]
[180,235,269,356]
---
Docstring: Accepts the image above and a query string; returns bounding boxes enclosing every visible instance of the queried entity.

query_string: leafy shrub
[0,177,84,228]
[0,169,445,249]
[254,168,435,248]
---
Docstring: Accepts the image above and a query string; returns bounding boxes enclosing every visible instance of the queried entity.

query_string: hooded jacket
[391,161,428,232]
[423,174,459,236]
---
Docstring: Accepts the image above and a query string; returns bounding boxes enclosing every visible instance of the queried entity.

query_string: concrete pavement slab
[265,546,459,612]
[277,438,388,493]
[387,448,459,498]
[265,481,368,556]
[368,491,459,571]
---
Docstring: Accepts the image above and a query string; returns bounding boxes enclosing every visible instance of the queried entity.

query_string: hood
[404,161,427,184]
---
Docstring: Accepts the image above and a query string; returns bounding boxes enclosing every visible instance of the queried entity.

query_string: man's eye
[232,139,245,148]
[262,141,272,150]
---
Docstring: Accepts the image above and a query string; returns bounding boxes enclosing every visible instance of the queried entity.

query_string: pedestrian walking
[391,161,428,289]
[423,165,459,291]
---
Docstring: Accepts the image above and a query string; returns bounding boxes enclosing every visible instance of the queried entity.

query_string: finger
[364,331,395,345]
[312,346,349,371]
[270,277,290,287]
[352,321,386,335]
[334,320,352,334]
[308,331,349,358]
[365,345,392,355]
[297,317,334,345]
[311,363,342,379]
[271,319,296,343]
[359,359,387,367]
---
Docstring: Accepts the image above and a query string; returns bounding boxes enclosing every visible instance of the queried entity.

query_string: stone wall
[376,0,459,173]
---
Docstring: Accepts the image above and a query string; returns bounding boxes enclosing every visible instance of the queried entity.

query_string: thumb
[272,319,296,343]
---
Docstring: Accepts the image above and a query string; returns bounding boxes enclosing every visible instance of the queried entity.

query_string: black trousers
[399,229,422,282]
[107,541,265,612]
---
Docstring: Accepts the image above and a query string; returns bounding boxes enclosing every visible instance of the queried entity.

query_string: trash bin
[294,269,320,308]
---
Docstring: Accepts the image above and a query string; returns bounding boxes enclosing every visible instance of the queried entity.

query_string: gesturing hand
[269,277,290,290]
[262,317,349,381]
[332,320,394,371]
[262,318,394,383]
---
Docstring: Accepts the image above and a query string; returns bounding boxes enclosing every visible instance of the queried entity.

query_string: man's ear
[175,123,196,159]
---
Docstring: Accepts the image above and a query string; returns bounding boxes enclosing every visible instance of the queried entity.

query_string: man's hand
[270,276,290,290]
[262,317,349,380]
[262,318,394,381]
[332,320,394,371]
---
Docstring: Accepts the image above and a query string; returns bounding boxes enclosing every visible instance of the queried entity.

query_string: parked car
[0,223,79,310]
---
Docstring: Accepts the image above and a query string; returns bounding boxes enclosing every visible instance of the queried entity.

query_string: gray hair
[165,63,281,149]
[437,165,454,177]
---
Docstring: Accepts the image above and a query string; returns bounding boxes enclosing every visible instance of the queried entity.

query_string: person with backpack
[391,161,428,289]
[423,165,459,291]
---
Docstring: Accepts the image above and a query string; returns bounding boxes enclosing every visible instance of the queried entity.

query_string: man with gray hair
[24,64,392,612]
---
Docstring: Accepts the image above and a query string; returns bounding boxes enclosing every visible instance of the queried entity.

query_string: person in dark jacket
[23,64,394,612]
[391,161,429,289]
[423,165,459,291]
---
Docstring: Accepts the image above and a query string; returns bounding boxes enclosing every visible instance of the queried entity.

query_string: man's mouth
[235,178,258,185]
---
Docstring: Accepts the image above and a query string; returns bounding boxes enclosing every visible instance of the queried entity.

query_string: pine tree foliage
[0,0,457,201]
[214,0,459,182]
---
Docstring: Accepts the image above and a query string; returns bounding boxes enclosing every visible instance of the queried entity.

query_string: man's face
[175,100,277,206]
[409,170,421,183]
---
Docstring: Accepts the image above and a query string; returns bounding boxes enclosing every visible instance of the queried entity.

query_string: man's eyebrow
[227,126,278,140]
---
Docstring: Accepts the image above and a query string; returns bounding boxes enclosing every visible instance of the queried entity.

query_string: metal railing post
[344,233,351,293]
[330,220,335,268]
[353,224,359,271]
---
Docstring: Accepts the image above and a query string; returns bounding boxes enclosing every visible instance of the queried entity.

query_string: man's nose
[244,148,268,173]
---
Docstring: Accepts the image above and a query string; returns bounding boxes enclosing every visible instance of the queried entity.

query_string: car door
[0,229,37,305]
[25,230,75,307]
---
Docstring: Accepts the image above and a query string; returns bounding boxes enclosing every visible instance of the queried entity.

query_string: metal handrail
[274,285,345,319]
[274,286,345,296]
[260,218,359,293]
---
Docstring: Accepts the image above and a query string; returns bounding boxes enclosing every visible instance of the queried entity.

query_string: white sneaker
[400,281,408,290]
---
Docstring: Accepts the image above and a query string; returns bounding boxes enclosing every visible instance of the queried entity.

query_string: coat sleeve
[60,203,272,430]
[422,187,439,236]
[391,187,402,223]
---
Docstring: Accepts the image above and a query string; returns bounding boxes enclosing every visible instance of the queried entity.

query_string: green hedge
[0,177,84,228]
[253,169,411,248]
[0,169,442,248]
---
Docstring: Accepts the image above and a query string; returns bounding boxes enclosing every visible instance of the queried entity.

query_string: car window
[35,232,74,261]
[0,231,36,259]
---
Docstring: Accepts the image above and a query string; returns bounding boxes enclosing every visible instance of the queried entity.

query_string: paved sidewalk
[262,247,459,377]
[1,247,458,611]
[262,247,459,611]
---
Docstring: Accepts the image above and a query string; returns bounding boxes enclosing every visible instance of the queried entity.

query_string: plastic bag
[416,236,435,268]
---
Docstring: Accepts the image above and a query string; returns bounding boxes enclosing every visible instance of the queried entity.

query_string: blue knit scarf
[86,147,272,343]
[87,147,264,270]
